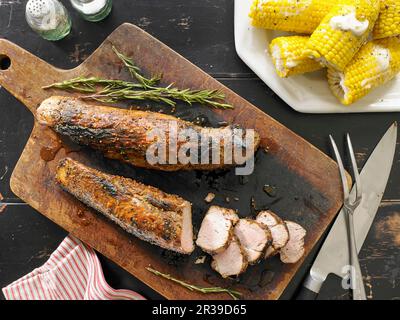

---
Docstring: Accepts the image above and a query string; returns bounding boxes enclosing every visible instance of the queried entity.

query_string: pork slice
[257,211,289,258]
[233,219,271,264]
[280,221,306,264]
[211,236,248,278]
[196,206,239,254]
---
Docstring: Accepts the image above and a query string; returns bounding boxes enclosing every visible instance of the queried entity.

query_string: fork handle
[346,210,367,300]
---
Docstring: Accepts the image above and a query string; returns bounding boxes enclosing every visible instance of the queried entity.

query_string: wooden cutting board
[0,23,344,300]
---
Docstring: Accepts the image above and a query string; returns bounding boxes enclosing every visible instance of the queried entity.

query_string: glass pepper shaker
[25,0,72,41]
[70,0,113,22]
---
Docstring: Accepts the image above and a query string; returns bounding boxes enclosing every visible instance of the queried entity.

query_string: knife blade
[296,122,397,299]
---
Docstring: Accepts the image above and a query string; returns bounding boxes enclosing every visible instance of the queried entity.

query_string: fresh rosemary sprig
[111,46,234,108]
[42,47,233,109]
[43,77,233,109]
[83,87,178,106]
[146,267,242,300]
[82,84,233,109]
[42,76,144,93]
[112,46,161,88]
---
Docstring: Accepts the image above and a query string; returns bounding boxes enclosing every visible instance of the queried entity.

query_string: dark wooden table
[0,0,399,300]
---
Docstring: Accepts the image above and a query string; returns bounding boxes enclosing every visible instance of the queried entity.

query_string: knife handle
[295,273,324,300]
[296,286,319,300]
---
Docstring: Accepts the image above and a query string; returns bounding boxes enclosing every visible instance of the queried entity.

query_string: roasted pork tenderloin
[280,221,306,264]
[211,236,248,278]
[195,206,239,254]
[37,96,260,171]
[233,219,271,264]
[56,158,194,254]
[256,210,289,258]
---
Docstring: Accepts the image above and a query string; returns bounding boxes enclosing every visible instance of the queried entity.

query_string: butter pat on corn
[328,37,400,105]
[306,0,380,71]
[269,36,323,77]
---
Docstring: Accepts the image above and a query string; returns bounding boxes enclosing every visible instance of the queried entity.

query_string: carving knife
[296,122,397,299]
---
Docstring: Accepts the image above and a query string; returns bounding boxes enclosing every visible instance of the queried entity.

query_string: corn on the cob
[249,0,337,34]
[328,37,400,105]
[269,36,324,77]
[373,0,400,39]
[305,0,380,72]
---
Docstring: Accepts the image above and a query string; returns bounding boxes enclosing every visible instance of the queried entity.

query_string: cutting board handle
[0,39,66,115]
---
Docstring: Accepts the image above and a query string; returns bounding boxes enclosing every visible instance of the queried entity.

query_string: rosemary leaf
[146,267,241,300]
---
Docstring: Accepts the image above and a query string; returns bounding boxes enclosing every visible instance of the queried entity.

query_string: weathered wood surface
[0,0,399,300]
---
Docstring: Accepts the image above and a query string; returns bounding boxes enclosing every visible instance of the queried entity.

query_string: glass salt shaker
[26,0,71,41]
[70,0,113,22]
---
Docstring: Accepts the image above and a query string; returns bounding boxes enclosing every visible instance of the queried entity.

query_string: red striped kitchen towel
[2,235,145,300]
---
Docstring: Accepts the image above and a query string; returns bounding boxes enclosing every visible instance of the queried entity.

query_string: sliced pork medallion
[196,206,239,254]
[280,221,306,264]
[37,96,260,171]
[211,236,248,278]
[256,211,289,258]
[233,219,271,264]
[56,158,194,254]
